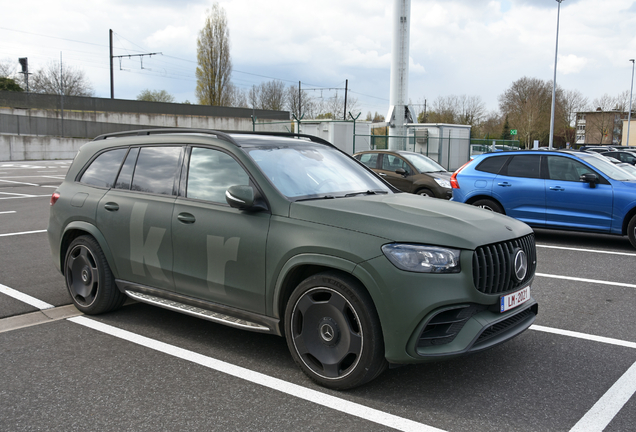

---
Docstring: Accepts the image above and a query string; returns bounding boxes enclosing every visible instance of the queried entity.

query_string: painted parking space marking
[569,360,636,432]
[0,211,16,215]
[0,230,47,237]
[0,195,50,200]
[0,179,41,186]
[0,284,54,310]
[69,315,444,432]
[531,325,636,350]
[536,273,636,289]
[537,244,636,257]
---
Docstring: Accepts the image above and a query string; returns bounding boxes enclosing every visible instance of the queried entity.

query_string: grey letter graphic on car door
[130,202,169,282]
[206,235,240,293]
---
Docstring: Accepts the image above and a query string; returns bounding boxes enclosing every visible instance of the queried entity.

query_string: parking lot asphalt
[0,160,634,432]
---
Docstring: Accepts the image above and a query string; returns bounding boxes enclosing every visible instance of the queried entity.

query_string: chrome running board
[125,290,271,332]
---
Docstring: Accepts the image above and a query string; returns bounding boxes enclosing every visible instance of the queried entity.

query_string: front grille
[472,234,536,295]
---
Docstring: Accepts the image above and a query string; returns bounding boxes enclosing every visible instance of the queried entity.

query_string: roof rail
[91,128,335,148]
[92,128,235,145]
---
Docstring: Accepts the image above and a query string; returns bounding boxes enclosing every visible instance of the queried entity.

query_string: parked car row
[450,150,636,248]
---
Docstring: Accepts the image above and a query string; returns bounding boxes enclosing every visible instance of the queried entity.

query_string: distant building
[576,109,629,146]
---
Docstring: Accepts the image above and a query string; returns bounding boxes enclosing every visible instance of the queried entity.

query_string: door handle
[177,213,196,224]
[104,202,119,211]
[549,186,565,191]
[378,172,386,176]
[497,182,512,187]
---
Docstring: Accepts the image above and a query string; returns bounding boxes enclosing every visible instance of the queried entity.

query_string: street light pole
[627,59,635,147]
[549,0,563,150]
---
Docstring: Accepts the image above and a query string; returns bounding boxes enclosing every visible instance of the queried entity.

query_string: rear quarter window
[475,155,509,174]
[79,148,128,188]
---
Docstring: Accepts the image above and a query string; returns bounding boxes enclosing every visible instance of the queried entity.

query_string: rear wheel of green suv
[64,235,126,314]
[284,271,387,389]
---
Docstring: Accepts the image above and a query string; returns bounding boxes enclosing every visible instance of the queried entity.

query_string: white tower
[387,0,412,150]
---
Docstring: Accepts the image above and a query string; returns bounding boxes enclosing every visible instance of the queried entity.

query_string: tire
[628,215,636,249]
[284,271,387,390]
[416,189,434,197]
[472,198,504,214]
[64,235,126,314]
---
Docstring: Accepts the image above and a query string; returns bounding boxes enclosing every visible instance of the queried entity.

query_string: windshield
[401,152,446,173]
[578,153,636,181]
[245,144,392,199]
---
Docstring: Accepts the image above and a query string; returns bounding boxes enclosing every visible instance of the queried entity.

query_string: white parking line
[0,195,50,200]
[0,284,54,310]
[0,179,41,186]
[536,273,636,289]
[69,315,443,432]
[569,361,636,432]
[537,244,636,257]
[531,325,636,350]
[0,230,47,237]
[0,211,16,215]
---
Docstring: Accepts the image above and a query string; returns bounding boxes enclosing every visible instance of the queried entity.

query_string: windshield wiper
[344,190,389,197]
[295,195,337,201]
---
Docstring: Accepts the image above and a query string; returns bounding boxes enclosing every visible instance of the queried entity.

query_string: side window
[476,156,509,174]
[547,156,594,181]
[382,154,410,174]
[358,153,379,169]
[187,147,250,204]
[80,148,127,188]
[114,147,139,190]
[131,146,182,195]
[502,155,541,179]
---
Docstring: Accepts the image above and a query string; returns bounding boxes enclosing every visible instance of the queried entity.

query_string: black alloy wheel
[284,271,387,389]
[64,235,126,314]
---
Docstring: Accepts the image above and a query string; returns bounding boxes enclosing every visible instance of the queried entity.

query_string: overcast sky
[3,0,636,119]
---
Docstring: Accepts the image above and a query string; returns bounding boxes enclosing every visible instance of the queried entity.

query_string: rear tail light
[50,192,60,206]
[450,160,472,189]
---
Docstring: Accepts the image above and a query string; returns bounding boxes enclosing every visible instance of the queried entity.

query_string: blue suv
[450,150,636,248]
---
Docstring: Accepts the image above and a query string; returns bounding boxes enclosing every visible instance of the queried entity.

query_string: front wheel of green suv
[64,235,126,314]
[284,271,387,389]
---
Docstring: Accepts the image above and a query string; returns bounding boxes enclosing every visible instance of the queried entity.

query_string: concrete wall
[0,135,87,161]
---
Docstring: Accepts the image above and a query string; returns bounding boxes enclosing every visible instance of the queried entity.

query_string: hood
[290,193,532,250]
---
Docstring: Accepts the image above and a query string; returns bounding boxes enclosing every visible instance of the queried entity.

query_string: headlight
[382,244,461,273]
[434,178,451,188]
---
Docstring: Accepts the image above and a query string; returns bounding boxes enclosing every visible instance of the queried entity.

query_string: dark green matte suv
[48,129,538,389]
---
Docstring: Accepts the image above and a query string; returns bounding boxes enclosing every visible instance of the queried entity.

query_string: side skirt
[116,280,281,336]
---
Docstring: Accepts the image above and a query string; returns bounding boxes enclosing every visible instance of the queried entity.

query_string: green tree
[136,89,175,103]
[501,115,511,140]
[195,3,232,106]
[0,77,23,92]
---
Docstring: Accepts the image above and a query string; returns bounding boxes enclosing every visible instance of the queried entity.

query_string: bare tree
[0,58,19,78]
[196,3,232,106]
[498,77,552,148]
[29,61,94,96]
[286,84,312,118]
[258,80,286,111]
[137,89,175,103]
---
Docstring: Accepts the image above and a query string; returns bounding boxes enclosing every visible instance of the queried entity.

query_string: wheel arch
[272,254,374,326]
[60,222,118,277]
[465,194,506,214]
[621,206,636,235]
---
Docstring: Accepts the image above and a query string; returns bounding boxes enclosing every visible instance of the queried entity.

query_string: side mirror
[226,184,266,211]
[395,168,407,176]
[579,173,598,188]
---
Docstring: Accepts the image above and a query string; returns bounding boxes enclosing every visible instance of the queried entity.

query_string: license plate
[500,286,530,313]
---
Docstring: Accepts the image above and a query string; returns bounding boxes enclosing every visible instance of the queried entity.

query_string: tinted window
[476,155,509,174]
[187,147,249,203]
[503,155,541,178]
[114,147,139,190]
[131,146,182,195]
[547,156,594,181]
[358,153,379,169]
[80,148,127,188]
[382,154,411,174]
